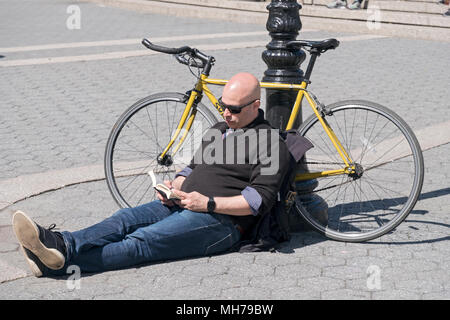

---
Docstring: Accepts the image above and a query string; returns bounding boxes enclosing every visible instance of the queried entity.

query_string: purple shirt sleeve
[175,166,192,178]
[241,186,263,216]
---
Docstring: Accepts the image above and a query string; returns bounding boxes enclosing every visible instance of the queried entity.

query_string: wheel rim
[298,102,423,241]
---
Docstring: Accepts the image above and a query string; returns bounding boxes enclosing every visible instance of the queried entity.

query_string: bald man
[12,73,292,277]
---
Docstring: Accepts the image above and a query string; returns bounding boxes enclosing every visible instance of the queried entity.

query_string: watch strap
[207,196,216,213]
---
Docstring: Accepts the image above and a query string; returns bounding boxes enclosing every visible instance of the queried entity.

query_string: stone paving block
[415,270,450,284]
[254,252,300,267]
[272,287,321,300]
[201,274,250,291]
[181,262,228,278]
[321,288,371,300]
[228,263,274,278]
[372,289,422,300]
[122,281,175,299]
[220,286,272,300]
[0,259,28,283]
[249,276,299,290]
[412,249,450,263]
[210,252,256,267]
[153,274,203,290]
[391,259,440,273]
[94,292,143,300]
[274,263,321,279]
[169,285,221,299]
[300,276,346,292]
[322,246,368,258]
[379,267,418,282]
[135,260,185,277]
[104,270,155,288]
[394,279,445,294]
[368,247,413,260]
[299,255,346,268]
[321,265,366,281]
[422,291,450,300]
[345,256,392,269]
[0,251,33,280]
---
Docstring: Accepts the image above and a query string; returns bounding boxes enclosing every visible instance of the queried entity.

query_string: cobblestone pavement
[0,0,449,299]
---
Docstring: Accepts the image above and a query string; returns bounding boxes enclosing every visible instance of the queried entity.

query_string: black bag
[237,130,313,252]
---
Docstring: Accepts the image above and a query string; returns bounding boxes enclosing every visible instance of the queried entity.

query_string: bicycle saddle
[287,38,339,53]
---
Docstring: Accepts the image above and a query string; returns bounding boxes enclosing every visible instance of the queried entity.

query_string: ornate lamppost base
[262,0,328,232]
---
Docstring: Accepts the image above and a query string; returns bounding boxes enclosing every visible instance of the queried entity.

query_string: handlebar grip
[141,38,193,54]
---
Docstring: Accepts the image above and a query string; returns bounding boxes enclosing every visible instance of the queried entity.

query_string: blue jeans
[50,201,241,275]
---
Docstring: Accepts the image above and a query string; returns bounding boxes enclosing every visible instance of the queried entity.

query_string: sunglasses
[218,97,258,114]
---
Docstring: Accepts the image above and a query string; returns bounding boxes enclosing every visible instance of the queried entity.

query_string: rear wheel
[297,100,424,242]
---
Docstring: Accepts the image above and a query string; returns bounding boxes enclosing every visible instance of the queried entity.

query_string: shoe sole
[12,211,65,270]
[18,245,43,277]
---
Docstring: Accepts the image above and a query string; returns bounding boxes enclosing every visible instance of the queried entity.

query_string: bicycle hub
[157,153,173,166]
[348,163,364,180]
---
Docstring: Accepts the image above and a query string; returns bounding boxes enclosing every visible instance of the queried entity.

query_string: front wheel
[105,92,218,208]
[297,100,424,242]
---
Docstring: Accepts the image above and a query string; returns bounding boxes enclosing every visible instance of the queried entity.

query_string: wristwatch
[207,197,216,213]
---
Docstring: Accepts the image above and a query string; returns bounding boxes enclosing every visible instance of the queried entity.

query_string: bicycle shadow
[279,187,450,252]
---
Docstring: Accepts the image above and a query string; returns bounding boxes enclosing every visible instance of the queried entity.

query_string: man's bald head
[222,72,260,106]
[221,73,261,129]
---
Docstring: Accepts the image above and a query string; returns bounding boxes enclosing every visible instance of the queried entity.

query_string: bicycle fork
[157,82,202,166]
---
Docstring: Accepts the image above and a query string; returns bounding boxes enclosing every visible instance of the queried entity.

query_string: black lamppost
[262,0,305,130]
[262,0,328,231]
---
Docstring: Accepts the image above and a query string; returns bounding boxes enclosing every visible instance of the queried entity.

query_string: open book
[154,184,181,200]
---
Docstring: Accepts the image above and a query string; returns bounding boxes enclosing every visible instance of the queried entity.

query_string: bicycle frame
[158,74,356,182]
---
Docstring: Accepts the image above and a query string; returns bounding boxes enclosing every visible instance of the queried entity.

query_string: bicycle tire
[296,100,424,242]
[105,92,218,208]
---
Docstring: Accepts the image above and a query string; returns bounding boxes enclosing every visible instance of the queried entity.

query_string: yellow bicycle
[104,38,424,242]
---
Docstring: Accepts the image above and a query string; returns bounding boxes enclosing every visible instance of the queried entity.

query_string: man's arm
[213,195,252,216]
[172,190,253,216]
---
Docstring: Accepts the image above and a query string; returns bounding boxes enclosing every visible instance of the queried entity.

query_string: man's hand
[172,190,209,212]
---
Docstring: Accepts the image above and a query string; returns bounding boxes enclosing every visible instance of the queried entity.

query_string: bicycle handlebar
[141,38,212,69]
[142,38,193,55]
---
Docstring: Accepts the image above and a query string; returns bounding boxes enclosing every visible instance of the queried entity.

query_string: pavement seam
[1,140,449,212]
[0,34,388,68]
[0,34,387,67]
